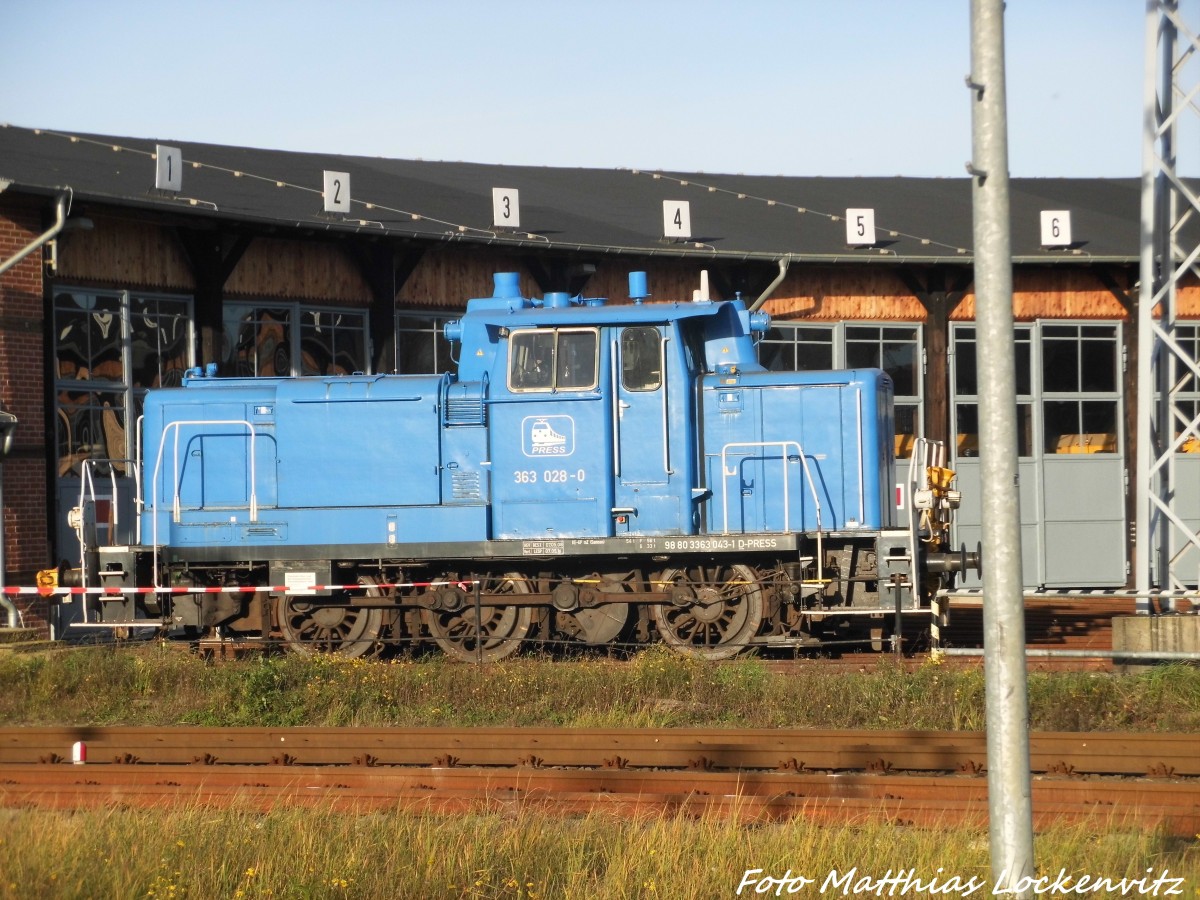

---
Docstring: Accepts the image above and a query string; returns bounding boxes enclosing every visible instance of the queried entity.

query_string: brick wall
[0,195,52,633]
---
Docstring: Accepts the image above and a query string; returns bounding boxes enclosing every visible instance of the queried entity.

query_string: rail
[2,726,1195,774]
[2,726,1196,835]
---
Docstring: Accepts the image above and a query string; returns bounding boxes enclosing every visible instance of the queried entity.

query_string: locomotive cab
[453,274,769,541]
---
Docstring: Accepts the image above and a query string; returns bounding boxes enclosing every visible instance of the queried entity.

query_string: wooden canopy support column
[896,267,972,447]
[708,263,788,305]
[344,242,424,373]
[521,257,597,297]
[175,228,252,370]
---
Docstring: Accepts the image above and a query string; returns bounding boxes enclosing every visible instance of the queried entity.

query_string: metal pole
[0,458,15,628]
[968,0,1035,892]
[1137,2,1167,611]
[474,577,483,670]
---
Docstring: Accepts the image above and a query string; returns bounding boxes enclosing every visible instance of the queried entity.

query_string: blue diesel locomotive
[69,272,975,659]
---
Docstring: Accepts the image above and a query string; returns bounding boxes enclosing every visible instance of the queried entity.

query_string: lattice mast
[1137,1,1200,609]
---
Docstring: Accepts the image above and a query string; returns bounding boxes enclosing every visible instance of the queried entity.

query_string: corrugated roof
[0,123,1173,265]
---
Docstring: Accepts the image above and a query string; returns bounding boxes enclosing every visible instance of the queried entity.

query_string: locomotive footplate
[154,533,802,566]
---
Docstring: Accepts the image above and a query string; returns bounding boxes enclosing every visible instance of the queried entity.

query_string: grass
[0,803,1195,899]
[1,646,1198,896]
[1,643,1199,731]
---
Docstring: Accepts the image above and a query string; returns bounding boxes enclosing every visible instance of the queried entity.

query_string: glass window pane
[1080,331,1117,392]
[224,307,291,377]
[1014,332,1032,396]
[1042,324,1075,338]
[1081,401,1118,450]
[955,403,979,457]
[758,330,795,372]
[1177,400,1199,451]
[1042,331,1080,393]
[848,325,919,398]
[956,402,1032,458]
[1179,326,1199,394]
[1016,403,1034,458]
[845,339,879,371]
[56,390,127,475]
[954,332,977,396]
[299,310,366,376]
[395,315,455,375]
[509,331,555,391]
[895,403,918,459]
[557,330,597,389]
[621,327,662,391]
[883,341,917,396]
[129,296,191,390]
[397,320,437,375]
[1044,400,1080,453]
[334,327,365,375]
[56,306,94,380]
[55,291,123,383]
[795,329,834,371]
[758,325,834,372]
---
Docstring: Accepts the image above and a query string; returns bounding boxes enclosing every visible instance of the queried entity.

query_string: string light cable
[633,168,971,256]
[10,124,984,260]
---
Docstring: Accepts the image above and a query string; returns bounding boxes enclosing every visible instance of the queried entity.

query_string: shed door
[951,323,1127,589]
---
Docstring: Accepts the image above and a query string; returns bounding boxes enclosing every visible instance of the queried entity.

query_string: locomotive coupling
[923,543,983,578]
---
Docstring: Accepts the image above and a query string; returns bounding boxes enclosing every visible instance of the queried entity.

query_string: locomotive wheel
[652,564,763,660]
[275,576,385,658]
[421,573,533,663]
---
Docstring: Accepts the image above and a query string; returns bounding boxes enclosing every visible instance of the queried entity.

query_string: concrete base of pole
[1113,615,1200,673]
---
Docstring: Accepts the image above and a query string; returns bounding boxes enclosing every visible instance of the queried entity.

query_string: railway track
[2,726,1196,835]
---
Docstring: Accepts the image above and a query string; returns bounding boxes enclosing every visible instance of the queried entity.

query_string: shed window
[223,304,367,377]
[756,322,922,459]
[1040,324,1120,454]
[393,314,455,374]
[53,289,192,475]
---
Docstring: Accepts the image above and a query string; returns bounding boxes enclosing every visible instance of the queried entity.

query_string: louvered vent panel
[444,396,486,426]
[451,471,482,501]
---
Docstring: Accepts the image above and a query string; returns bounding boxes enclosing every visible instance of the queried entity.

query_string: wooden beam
[896,267,972,448]
[174,228,252,370]
[519,257,598,297]
[342,242,425,373]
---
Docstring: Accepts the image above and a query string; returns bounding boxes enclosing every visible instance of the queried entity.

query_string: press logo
[523,415,574,457]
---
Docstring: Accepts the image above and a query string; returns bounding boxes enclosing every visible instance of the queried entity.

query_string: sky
[0,1,1186,179]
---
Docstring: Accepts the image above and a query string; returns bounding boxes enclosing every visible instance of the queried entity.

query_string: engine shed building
[1,123,1197,633]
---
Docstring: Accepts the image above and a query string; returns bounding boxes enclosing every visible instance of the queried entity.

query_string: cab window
[621,326,662,391]
[509,328,598,392]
